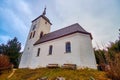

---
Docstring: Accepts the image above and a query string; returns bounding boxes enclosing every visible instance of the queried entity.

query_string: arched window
[33,31,36,38]
[29,32,32,39]
[49,45,53,55]
[40,31,43,38]
[66,42,71,53]
[37,48,40,56]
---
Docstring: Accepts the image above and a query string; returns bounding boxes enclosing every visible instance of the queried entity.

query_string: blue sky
[0,0,120,50]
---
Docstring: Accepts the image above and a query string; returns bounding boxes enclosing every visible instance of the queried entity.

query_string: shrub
[94,40,120,80]
[106,53,120,80]
[0,54,12,73]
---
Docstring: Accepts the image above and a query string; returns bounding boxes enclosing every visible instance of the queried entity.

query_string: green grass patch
[0,68,110,80]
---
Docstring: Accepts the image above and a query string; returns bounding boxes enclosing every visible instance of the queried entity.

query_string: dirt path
[7,69,17,79]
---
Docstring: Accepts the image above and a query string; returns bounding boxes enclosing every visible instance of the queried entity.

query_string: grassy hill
[0,68,110,80]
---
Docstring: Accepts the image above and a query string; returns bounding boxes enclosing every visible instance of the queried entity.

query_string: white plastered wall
[19,17,51,68]
[28,33,97,69]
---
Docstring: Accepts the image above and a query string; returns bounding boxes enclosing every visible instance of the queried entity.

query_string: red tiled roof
[34,23,92,45]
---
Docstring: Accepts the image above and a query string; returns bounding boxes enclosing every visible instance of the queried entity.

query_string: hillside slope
[0,68,110,80]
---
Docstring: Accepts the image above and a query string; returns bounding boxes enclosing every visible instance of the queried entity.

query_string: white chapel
[19,8,97,69]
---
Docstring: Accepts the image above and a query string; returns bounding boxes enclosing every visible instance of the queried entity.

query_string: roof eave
[32,15,52,25]
[34,31,93,45]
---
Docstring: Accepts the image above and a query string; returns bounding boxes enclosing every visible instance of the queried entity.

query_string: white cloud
[0,0,34,51]
[0,0,120,50]
[4,0,34,24]
[52,0,120,48]
[0,4,30,49]
[0,7,28,37]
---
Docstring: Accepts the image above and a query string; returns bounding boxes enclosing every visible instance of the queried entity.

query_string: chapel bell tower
[29,7,52,41]
[19,7,52,68]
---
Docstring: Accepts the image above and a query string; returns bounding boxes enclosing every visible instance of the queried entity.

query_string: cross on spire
[42,6,46,15]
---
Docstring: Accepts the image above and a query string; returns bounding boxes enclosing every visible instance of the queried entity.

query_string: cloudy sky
[0,0,120,50]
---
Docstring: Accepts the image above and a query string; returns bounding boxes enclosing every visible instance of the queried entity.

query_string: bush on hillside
[0,54,12,73]
[0,37,21,68]
[106,53,120,80]
[95,39,120,79]
[106,40,120,80]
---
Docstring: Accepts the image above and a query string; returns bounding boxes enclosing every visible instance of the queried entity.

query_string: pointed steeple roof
[42,7,46,15]
[32,7,52,25]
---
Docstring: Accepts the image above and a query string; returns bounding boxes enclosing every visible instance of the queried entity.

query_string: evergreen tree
[0,37,21,68]
[7,37,21,67]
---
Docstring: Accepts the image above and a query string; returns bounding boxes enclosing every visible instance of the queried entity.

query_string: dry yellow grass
[0,68,110,80]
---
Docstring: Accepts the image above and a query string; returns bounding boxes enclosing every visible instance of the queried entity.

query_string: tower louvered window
[33,31,36,38]
[40,32,43,38]
[32,24,36,30]
[29,32,32,39]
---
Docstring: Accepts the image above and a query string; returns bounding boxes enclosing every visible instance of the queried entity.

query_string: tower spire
[42,6,46,15]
